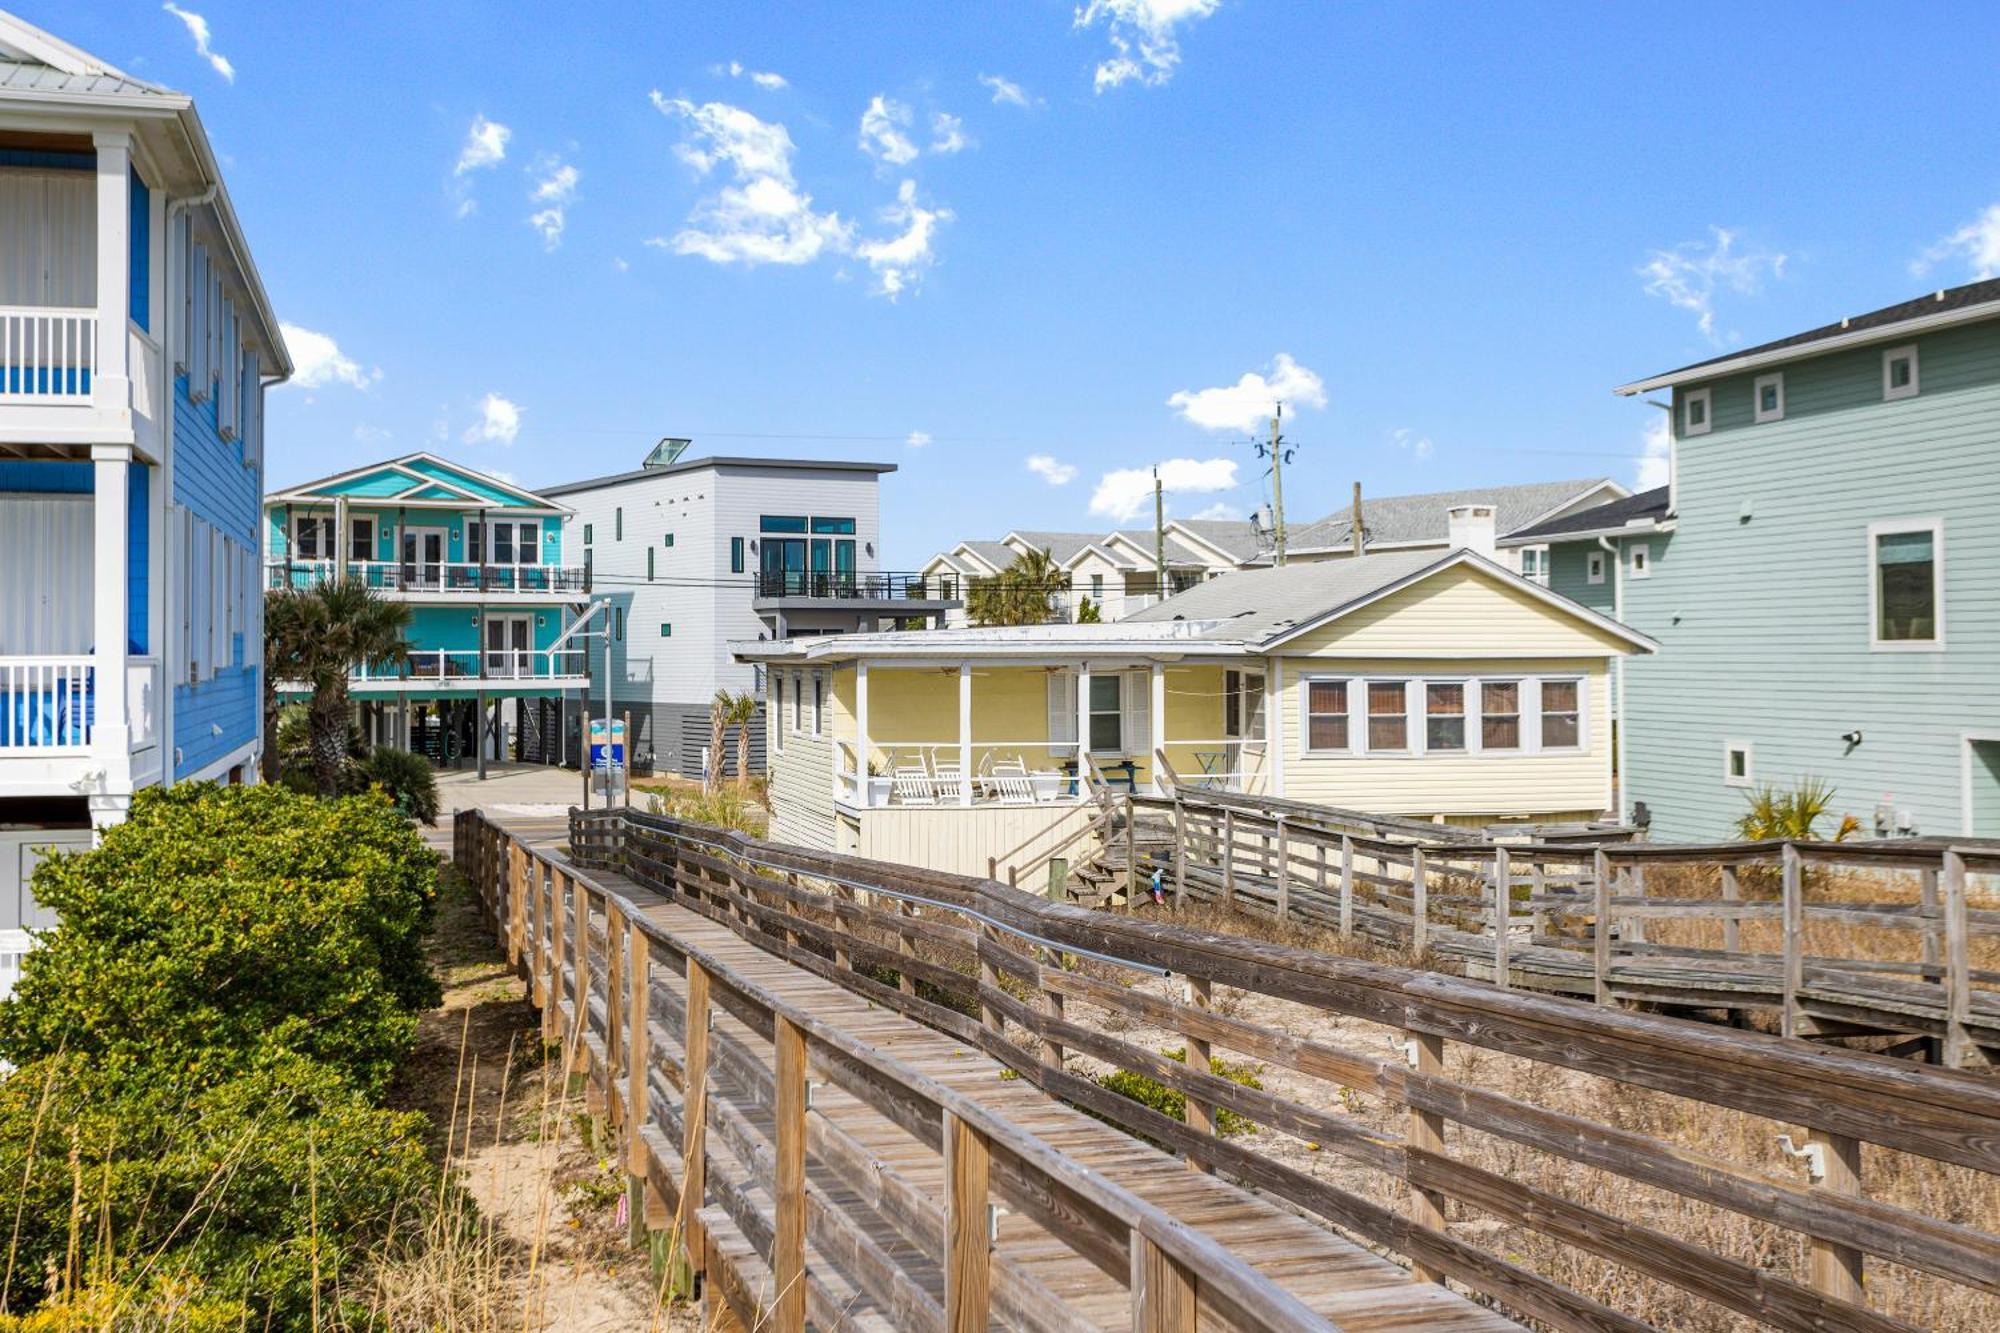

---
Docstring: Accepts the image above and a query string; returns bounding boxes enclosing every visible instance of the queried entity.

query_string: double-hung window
[493,522,515,565]
[1870,520,1942,648]
[349,517,374,564]
[1480,681,1521,750]
[1303,680,1348,751]
[1424,683,1466,752]
[1541,680,1581,748]
[1366,682,1408,752]
[1088,675,1123,753]
[517,523,538,564]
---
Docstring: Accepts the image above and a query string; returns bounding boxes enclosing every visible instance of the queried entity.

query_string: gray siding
[1621,319,2000,840]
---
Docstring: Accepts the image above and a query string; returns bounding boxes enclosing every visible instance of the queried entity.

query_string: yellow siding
[1275,655,1611,818]
[1280,563,1634,658]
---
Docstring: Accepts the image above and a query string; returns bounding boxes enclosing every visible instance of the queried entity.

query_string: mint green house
[263,454,588,765]
[1509,279,2000,841]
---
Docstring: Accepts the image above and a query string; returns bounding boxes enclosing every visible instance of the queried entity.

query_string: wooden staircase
[1068,804,1178,907]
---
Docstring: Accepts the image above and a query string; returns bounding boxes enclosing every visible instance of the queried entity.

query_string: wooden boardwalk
[494,813,1514,1331]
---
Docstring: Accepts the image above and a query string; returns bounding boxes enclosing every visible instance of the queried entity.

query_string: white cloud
[979,73,1036,107]
[161,4,233,82]
[1090,457,1237,521]
[1636,413,1670,490]
[1026,454,1079,485]
[1390,426,1434,462]
[906,431,932,448]
[1639,226,1786,342]
[279,323,377,391]
[648,93,853,267]
[1190,501,1242,521]
[528,156,579,249]
[1167,353,1327,433]
[1913,203,2000,281]
[858,95,920,166]
[930,112,971,155]
[463,393,521,445]
[855,179,952,298]
[455,114,511,175]
[715,60,789,90]
[1074,0,1221,92]
[612,256,630,273]
[352,424,392,445]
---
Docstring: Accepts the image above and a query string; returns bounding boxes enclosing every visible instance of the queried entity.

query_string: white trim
[1293,670,1591,761]
[1586,549,1606,585]
[1882,344,1920,401]
[1682,387,1712,437]
[1866,517,1944,652]
[265,452,569,514]
[1724,739,1753,789]
[1361,678,1412,756]
[1296,674,1355,755]
[1628,542,1651,580]
[1962,731,2000,837]
[1753,372,1785,423]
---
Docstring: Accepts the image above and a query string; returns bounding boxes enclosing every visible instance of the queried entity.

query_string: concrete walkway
[434,762,629,818]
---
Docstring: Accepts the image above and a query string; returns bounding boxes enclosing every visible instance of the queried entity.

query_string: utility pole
[1153,467,1166,601]
[1269,406,1287,566]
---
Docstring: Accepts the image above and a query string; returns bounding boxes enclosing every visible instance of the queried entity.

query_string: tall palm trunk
[708,694,727,793]
[309,687,351,797]
[736,715,751,792]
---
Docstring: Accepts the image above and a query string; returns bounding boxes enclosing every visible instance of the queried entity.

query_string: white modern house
[0,12,289,991]
[545,445,960,777]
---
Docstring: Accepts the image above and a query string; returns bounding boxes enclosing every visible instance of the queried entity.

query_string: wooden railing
[1139,780,2000,1069]
[547,805,2000,1331]
[457,809,1337,1331]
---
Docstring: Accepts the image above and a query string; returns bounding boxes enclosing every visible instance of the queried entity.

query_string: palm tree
[708,689,730,793]
[726,690,759,791]
[261,587,309,783]
[265,579,412,796]
[968,547,1070,626]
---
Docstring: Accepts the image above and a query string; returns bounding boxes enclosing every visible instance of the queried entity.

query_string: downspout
[1599,535,1626,822]
[159,187,215,784]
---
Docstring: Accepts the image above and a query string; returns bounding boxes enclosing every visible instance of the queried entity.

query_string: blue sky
[46,1,2000,564]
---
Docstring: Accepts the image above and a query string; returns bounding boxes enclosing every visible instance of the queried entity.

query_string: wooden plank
[1181,976,1213,1172]
[1782,843,1803,1040]
[1128,1232,1195,1333]
[1807,1127,1864,1304]
[1339,834,1354,938]
[944,1111,993,1333]
[1492,845,1511,989]
[1942,850,1973,1068]
[1405,1030,1446,1284]
[679,956,711,1266]
[771,1013,807,1333]
[1592,848,1611,1006]
[1411,845,1428,954]
[1721,864,1742,954]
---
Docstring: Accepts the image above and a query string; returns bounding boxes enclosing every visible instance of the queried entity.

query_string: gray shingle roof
[1124,549,1448,643]
[1506,486,1669,543]
[1282,477,1617,552]
[959,540,1019,572]
[1166,519,1265,561]
[1009,531,1101,564]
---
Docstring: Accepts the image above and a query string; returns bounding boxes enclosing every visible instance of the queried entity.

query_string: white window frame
[1882,344,1920,402]
[1477,678,1525,754]
[1586,549,1606,585]
[350,515,375,564]
[1628,542,1651,579]
[1298,675,1354,755]
[1752,372,1785,424]
[1682,386,1712,437]
[1362,679,1413,756]
[1518,545,1549,585]
[1723,739,1753,788]
[1421,680,1469,754]
[1867,517,1945,652]
[772,676,785,753]
[812,672,825,737]
[1537,677,1586,752]
[790,671,804,733]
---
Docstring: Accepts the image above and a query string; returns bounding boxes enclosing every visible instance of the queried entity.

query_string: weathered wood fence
[1135,783,2000,1068]
[521,805,2000,1331]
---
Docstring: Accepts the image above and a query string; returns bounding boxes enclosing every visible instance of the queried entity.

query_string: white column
[92,445,133,795]
[957,662,973,806]
[334,496,349,579]
[1267,655,1285,798]
[92,131,133,414]
[855,662,871,806]
[1076,664,1092,789]
[1149,662,1166,794]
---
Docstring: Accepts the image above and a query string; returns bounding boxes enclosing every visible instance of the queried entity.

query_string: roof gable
[267,453,565,512]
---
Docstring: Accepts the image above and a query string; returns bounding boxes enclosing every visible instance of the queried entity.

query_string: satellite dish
[644,437,692,468]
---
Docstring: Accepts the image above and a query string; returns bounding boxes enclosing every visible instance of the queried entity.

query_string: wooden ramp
[492,812,1514,1332]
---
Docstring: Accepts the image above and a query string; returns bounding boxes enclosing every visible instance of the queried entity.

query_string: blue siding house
[0,13,289,987]
[1515,279,2000,841]
[263,454,588,767]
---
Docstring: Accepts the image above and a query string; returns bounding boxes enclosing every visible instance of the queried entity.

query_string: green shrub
[648,783,767,836]
[0,1051,436,1326]
[0,782,441,1097]
[1094,1047,1263,1138]
[362,745,441,825]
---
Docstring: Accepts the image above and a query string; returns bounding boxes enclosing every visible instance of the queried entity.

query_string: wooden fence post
[674,956,710,1291]
[572,883,592,1069]
[1222,809,1236,909]
[509,842,527,970]
[1942,849,1972,1068]
[977,924,1003,1040]
[1405,1030,1448,1283]
[772,1014,808,1333]
[1491,845,1511,989]
[1129,1232,1197,1333]
[1274,815,1290,923]
[897,899,918,997]
[627,924,652,1249]
[1782,843,1803,1041]
[1807,1127,1864,1302]
[605,905,624,1124]
[1040,948,1066,1070]
[1339,835,1354,939]
[1410,846,1429,956]
[944,1111,993,1333]
[1592,848,1612,1005]
[1625,862,1648,945]
[1721,863,1742,954]
[1125,795,1138,910]
[1182,976,1214,1172]
[547,865,567,1045]
[1172,795,1187,908]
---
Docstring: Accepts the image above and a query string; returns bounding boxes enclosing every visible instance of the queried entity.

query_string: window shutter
[1047,670,1076,755]
[179,509,194,681]
[210,526,227,678]
[1122,671,1149,758]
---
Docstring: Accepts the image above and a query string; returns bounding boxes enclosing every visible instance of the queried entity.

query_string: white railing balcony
[0,656,94,751]
[265,559,587,597]
[0,307,96,403]
[345,648,589,687]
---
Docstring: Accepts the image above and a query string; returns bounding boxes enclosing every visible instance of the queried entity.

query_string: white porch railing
[265,559,586,596]
[0,306,96,402]
[0,656,94,751]
[348,649,588,685]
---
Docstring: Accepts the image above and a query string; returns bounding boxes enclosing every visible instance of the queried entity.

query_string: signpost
[590,716,627,806]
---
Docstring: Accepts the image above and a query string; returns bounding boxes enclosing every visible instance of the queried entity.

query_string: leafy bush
[0,782,441,1097]
[1095,1047,1263,1138]
[0,1052,435,1326]
[362,744,441,825]
[648,782,767,836]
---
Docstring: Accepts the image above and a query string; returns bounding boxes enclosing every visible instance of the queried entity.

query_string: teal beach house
[1519,279,2000,841]
[263,454,589,766]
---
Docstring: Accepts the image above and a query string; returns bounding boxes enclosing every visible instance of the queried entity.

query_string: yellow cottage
[733,547,1656,884]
